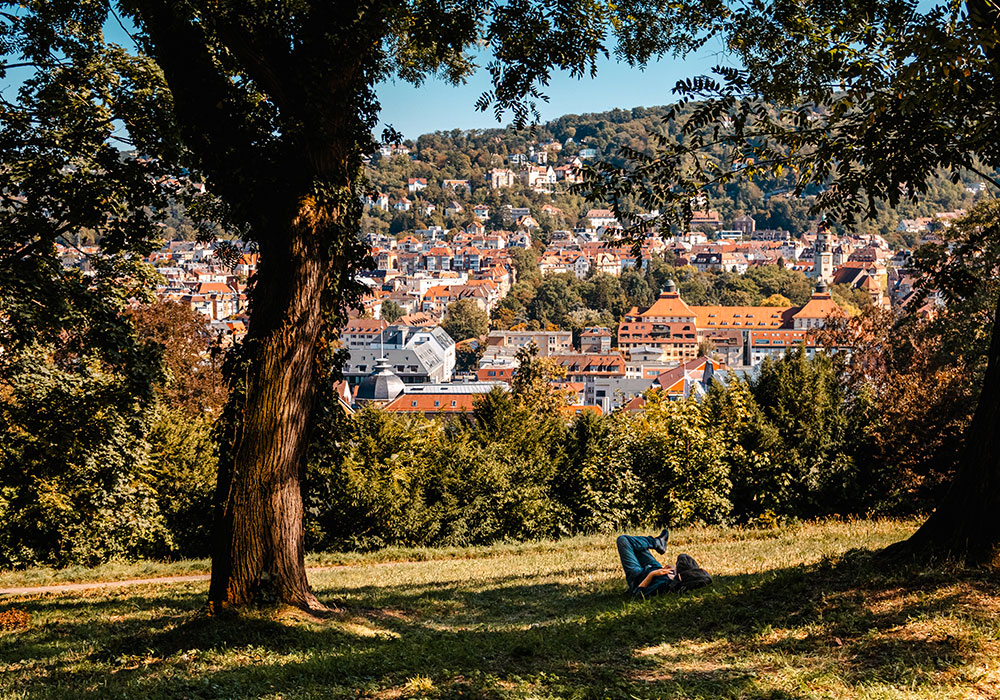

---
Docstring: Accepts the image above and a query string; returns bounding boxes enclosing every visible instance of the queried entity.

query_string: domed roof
[355,357,405,405]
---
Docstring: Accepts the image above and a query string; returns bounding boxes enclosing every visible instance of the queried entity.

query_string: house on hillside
[521,165,556,192]
[441,179,471,193]
[486,168,517,189]
[585,208,618,229]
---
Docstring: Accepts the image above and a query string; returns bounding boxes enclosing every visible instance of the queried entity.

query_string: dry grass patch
[0,607,31,631]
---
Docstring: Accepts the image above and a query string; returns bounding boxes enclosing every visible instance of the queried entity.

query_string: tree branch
[199,4,296,114]
[966,164,1000,192]
[128,0,274,209]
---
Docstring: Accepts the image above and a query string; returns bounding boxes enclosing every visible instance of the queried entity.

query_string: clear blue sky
[94,18,731,141]
[377,44,729,140]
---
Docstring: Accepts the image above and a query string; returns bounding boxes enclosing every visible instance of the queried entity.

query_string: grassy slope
[2,520,999,700]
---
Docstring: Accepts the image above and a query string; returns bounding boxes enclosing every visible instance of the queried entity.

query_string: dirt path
[0,574,213,596]
[0,563,399,597]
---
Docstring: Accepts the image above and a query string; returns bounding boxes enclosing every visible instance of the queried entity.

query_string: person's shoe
[651,528,670,554]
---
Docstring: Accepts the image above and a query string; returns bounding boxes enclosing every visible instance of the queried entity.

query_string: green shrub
[609,394,733,527]
[146,405,217,557]
[306,406,442,551]
[0,346,171,567]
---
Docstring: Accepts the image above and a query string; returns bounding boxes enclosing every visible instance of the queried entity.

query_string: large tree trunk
[885,294,1000,566]
[131,0,368,612]
[884,0,1000,567]
[207,205,329,611]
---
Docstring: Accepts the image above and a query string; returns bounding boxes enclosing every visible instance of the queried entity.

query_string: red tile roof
[383,393,477,413]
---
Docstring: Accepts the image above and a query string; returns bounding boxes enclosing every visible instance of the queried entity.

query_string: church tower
[813,221,834,284]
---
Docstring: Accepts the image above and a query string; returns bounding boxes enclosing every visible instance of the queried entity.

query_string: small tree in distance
[380,300,404,324]
[441,299,489,342]
[760,294,791,308]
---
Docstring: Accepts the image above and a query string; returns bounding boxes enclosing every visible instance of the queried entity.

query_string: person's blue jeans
[616,534,662,592]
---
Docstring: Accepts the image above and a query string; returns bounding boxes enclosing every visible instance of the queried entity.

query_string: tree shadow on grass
[5,549,999,700]
[0,587,205,667]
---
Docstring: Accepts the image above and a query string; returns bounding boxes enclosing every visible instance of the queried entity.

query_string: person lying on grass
[616,529,712,599]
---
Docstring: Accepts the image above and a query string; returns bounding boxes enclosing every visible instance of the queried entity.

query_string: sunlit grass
[0,519,914,589]
[3,519,999,699]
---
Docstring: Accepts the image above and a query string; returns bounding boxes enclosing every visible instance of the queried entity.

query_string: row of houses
[475,333,737,414]
[468,281,850,414]
[354,269,511,321]
[617,280,846,367]
[344,329,726,419]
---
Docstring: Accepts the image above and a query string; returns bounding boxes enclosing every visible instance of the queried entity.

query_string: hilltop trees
[360,102,980,248]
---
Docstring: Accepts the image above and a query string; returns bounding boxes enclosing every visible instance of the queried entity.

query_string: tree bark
[883,0,1000,567]
[207,204,329,611]
[884,293,1000,566]
[134,0,364,609]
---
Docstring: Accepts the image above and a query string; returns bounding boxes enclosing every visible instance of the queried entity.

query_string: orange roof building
[383,392,478,415]
[617,320,698,364]
[619,279,845,367]
[550,354,627,380]
[382,383,508,417]
[692,306,796,330]
[632,280,696,323]
[791,282,845,329]
[195,281,234,295]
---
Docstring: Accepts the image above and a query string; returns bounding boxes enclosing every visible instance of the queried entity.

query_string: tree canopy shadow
[4,548,998,699]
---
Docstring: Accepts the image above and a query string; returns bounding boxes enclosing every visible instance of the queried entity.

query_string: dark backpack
[674,553,712,591]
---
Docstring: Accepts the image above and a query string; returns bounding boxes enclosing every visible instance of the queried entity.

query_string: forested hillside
[364,104,982,247]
